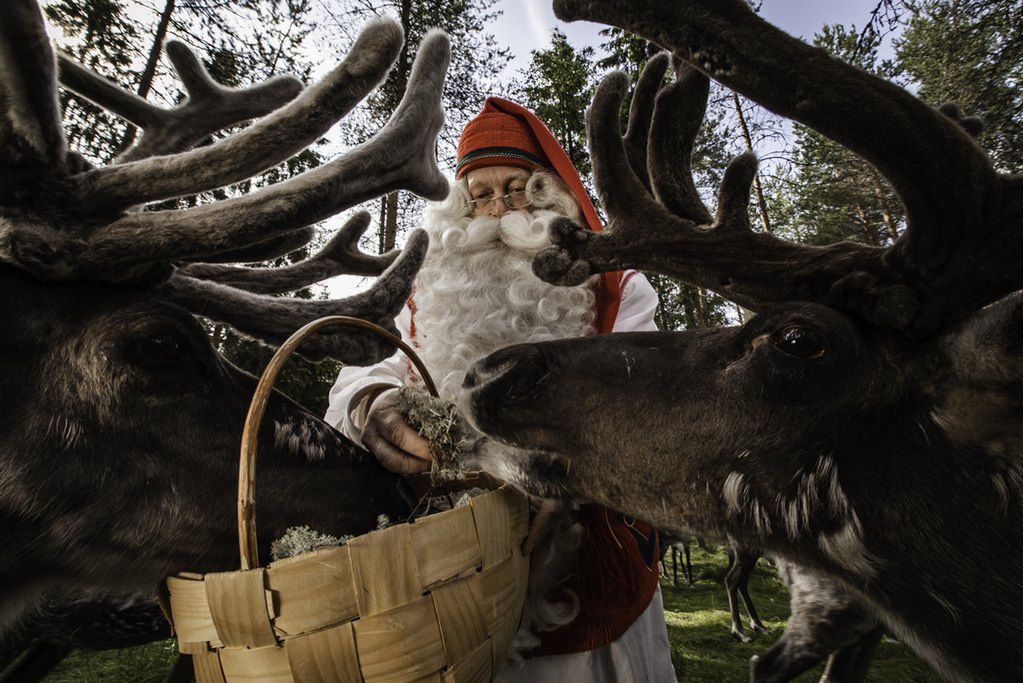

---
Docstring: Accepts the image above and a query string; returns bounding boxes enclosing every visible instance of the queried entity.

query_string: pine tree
[896,0,1023,172]
[518,29,595,178]
[44,0,141,160]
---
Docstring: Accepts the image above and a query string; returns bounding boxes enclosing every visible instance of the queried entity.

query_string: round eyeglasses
[466,189,531,214]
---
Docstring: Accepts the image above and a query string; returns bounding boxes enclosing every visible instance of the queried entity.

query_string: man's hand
[362,388,433,474]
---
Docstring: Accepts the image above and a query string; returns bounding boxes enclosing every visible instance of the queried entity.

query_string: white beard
[412,175,597,398]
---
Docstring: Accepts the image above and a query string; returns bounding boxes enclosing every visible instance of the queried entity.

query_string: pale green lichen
[270,526,350,561]
[395,387,473,481]
[271,516,394,561]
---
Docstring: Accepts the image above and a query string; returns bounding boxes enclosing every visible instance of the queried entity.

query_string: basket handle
[238,316,439,570]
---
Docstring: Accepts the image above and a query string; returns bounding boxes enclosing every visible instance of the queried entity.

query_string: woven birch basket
[164,316,530,683]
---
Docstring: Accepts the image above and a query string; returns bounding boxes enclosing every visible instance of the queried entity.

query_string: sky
[491,0,900,76]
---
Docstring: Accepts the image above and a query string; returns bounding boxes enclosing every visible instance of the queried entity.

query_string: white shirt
[323,270,659,444]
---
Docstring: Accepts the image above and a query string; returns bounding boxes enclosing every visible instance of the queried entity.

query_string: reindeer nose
[462,344,548,402]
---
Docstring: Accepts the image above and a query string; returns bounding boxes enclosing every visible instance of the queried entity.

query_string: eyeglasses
[466,189,531,213]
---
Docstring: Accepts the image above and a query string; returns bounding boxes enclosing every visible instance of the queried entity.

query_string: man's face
[465,165,532,217]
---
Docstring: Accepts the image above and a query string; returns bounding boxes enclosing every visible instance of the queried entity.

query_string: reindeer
[657,529,694,589]
[460,0,1023,680]
[0,0,450,644]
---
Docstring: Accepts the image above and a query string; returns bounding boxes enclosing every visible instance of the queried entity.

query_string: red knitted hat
[455,97,623,332]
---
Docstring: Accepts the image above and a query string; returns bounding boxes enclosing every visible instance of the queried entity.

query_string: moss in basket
[270,516,393,561]
[395,387,473,480]
[271,526,350,561]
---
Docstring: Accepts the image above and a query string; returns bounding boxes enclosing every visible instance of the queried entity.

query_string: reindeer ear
[0,0,67,176]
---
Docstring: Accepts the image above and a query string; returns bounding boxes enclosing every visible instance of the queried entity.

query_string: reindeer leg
[672,547,680,588]
[684,542,695,586]
[750,630,829,683]
[820,626,884,683]
[740,556,769,633]
[725,544,752,642]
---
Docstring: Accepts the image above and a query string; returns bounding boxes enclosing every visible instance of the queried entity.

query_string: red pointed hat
[456,97,623,333]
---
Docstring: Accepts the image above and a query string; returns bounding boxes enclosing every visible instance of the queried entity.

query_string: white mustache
[440,209,560,254]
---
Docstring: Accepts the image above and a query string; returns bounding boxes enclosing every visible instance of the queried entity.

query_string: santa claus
[325,98,675,681]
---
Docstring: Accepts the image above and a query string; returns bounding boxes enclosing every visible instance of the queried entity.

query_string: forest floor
[37,544,939,682]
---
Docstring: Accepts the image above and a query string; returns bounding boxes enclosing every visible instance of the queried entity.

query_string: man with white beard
[325,98,675,681]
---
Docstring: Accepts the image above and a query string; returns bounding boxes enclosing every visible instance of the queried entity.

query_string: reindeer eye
[133,333,185,364]
[773,326,824,358]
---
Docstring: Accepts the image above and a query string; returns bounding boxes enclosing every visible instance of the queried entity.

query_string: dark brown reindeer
[0,0,449,655]
[461,0,1023,680]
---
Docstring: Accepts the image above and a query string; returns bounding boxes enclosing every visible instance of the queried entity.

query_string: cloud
[524,0,553,49]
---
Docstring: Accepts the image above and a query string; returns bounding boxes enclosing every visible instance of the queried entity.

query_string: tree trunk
[854,203,879,246]
[119,0,176,152]
[382,191,399,253]
[868,167,899,242]
[378,197,388,255]
[731,92,771,233]
[378,0,413,252]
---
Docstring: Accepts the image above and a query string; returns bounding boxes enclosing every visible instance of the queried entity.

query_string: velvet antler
[68,21,405,211]
[58,41,303,165]
[537,0,1019,335]
[178,211,396,292]
[0,0,67,179]
[159,230,427,363]
[534,72,897,326]
[1,4,451,366]
[3,25,449,285]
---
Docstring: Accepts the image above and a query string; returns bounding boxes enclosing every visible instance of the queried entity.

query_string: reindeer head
[0,0,449,628]
[461,1,1023,678]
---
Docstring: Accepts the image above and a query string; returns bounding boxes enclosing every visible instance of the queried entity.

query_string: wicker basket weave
[164,316,530,682]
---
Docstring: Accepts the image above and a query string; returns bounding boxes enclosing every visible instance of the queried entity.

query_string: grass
[36,545,939,682]
[662,544,938,682]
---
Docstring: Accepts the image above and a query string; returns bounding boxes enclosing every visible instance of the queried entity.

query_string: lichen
[271,515,395,561]
[270,526,350,561]
[395,387,472,481]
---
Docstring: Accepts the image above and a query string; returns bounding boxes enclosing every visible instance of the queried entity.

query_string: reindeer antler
[0,3,451,365]
[58,41,304,164]
[537,0,1018,335]
[3,24,448,282]
[159,230,427,362]
[0,0,67,178]
[178,211,396,292]
[535,72,903,327]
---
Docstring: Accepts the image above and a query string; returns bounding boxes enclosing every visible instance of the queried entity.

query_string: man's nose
[489,196,508,217]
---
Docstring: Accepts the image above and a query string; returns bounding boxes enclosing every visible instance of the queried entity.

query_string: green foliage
[597,26,661,83]
[519,29,595,177]
[44,0,140,161]
[896,0,1023,172]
